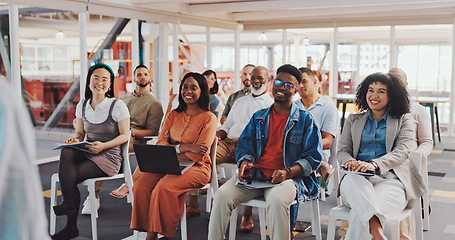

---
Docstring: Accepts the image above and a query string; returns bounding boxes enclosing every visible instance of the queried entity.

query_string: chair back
[120,131,131,173]
[328,136,338,167]
[209,137,219,193]
[122,131,134,203]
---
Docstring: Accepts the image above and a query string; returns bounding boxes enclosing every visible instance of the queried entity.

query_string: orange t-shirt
[253,109,290,178]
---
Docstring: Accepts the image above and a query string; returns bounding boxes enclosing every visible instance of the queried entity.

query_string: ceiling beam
[233,2,455,21]
[243,15,454,30]
[132,0,189,3]
[187,0,451,13]
[1,0,239,30]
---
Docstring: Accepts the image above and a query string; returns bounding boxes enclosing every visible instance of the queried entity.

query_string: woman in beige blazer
[337,72,426,240]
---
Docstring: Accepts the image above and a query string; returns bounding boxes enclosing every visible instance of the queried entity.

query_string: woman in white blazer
[337,72,426,240]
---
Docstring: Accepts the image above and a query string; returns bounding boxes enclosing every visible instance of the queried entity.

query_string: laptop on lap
[133,144,194,175]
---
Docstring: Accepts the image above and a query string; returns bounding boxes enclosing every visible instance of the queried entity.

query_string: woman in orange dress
[130,72,217,240]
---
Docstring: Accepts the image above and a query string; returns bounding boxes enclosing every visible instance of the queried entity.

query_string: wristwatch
[370,161,380,173]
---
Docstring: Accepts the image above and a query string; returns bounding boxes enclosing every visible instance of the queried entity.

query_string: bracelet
[285,167,293,179]
[175,144,181,154]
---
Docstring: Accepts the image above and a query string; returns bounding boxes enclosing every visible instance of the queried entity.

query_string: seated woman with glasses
[131,72,217,240]
[52,63,130,240]
[337,72,426,240]
[203,69,220,117]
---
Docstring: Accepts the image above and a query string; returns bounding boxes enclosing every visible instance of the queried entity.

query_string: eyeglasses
[274,79,295,90]
[204,75,217,82]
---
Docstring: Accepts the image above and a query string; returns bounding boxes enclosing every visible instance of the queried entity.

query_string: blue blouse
[357,110,388,162]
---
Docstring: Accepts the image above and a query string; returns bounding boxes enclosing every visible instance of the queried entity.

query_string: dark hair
[134,64,149,75]
[203,70,219,94]
[298,67,316,78]
[85,63,115,100]
[243,64,255,69]
[277,64,302,84]
[175,72,210,113]
[355,72,409,118]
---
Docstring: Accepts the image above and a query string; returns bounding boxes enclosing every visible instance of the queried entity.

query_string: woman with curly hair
[337,72,426,240]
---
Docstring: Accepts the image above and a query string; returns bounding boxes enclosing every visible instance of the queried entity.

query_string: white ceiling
[1,0,454,45]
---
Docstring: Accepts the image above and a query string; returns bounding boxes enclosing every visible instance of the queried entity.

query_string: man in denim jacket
[208,64,323,240]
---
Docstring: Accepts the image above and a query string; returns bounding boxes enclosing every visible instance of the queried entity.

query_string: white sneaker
[81,196,100,218]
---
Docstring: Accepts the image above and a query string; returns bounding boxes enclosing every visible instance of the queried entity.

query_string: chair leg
[229,207,239,240]
[49,173,59,235]
[206,186,213,213]
[88,183,98,240]
[310,200,322,240]
[421,157,430,231]
[390,220,400,240]
[414,199,424,240]
[326,215,337,240]
[181,203,187,240]
[320,188,326,201]
[258,208,266,240]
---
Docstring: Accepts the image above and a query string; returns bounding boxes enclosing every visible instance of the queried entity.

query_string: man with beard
[220,64,255,124]
[81,64,164,215]
[186,66,274,223]
[208,64,323,240]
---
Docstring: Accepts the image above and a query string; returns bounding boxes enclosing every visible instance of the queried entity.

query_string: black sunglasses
[274,79,295,90]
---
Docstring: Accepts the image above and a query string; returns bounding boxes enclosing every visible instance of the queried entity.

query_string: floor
[36,134,455,239]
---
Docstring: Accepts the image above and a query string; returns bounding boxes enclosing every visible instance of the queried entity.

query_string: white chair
[421,154,430,230]
[227,196,322,240]
[326,151,424,240]
[179,137,218,240]
[218,162,238,180]
[50,132,135,240]
[319,138,340,204]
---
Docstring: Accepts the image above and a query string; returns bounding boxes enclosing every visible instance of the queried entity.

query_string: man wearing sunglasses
[209,64,323,240]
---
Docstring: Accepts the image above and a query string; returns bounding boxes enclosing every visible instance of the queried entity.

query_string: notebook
[133,143,194,175]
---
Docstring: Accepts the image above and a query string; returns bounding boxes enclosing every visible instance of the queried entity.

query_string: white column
[79,12,88,98]
[449,18,455,136]
[329,25,339,98]
[390,25,397,68]
[294,35,301,67]
[355,43,361,86]
[206,27,212,69]
[156,22,169,106]
[233,25,241,91]
[9,4,20,97]
[143,41,151,92]
[282,29,287,64]
[131,19,140,79]
[172,23,179,94]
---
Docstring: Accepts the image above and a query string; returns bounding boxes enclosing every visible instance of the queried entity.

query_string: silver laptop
[133,144,194,175]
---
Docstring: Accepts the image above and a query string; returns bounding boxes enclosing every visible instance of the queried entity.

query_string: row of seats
[48,132,428,240]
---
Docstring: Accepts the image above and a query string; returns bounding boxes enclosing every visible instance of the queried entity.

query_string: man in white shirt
[217,66,273,232]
